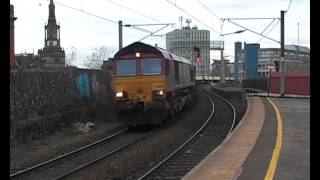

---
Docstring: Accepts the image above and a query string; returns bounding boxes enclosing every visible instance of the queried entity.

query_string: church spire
[39,0,65,68]
[48,0,56,25]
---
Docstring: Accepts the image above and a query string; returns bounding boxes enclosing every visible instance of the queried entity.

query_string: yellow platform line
[265,98,283,180]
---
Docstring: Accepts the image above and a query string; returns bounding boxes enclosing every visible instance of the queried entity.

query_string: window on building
[265,51,270,57]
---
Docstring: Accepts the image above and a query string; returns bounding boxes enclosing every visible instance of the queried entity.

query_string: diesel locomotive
[112,42,197,126]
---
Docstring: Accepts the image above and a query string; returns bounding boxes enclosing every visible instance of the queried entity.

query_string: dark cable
[166,0,220,35]
[105,0,163,23]
[195,0,220,20]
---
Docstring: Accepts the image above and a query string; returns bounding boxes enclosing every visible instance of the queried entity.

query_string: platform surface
[183,97,265,180]
[183,97,310,180]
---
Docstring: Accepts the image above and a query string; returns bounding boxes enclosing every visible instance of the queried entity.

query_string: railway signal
[195,56,200,64]
[194,46,201,64]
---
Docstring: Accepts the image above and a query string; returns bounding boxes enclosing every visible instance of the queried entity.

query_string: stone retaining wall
[10,67,114,144]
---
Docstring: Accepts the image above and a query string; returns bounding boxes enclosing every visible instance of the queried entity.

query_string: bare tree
[65,47,77,67]
[83,46,115,69]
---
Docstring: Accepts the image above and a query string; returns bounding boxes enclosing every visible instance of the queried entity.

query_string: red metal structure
[270,72,309,95]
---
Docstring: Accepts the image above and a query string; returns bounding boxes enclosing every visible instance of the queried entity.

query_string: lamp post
[280,10,285,97]
[119,20,122,50]
[220,30,246,84]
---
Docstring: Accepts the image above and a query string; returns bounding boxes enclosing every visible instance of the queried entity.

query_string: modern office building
[237,42,310,80]
[256,45,310,77]
[166,25,210,79]
[245,43,260,77]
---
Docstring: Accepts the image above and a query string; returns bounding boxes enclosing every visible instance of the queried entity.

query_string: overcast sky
[10,0,309,67]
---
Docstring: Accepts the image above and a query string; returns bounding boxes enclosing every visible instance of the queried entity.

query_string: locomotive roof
[114,42,192,65]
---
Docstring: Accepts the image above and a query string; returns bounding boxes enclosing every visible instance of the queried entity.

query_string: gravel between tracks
[10,114,124,174]
[65,92,212,180]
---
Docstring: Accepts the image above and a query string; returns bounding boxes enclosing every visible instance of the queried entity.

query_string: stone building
[38,0,65,68]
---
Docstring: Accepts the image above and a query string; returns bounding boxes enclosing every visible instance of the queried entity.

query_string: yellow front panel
[113,75,166,105]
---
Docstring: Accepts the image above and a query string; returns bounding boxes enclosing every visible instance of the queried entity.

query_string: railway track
[10,127,159,180]
[11,87,239,180]
[136,88,237,180]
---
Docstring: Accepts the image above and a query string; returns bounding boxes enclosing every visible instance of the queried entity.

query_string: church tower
[38,0,65,68]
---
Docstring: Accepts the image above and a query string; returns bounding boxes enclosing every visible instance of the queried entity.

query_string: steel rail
[137,88,237,179]
[137,89,215,180]
[53,125,166,180]
[10,128,128,178]
[209,90,237,135]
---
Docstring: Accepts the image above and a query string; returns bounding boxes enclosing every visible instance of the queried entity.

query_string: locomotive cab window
[116,60,136,76]
[142,58,162,75]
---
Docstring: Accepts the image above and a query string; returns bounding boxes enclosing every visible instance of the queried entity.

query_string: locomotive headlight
[135,52,141,58]
[116,92,123,97]
[156,90,164,96]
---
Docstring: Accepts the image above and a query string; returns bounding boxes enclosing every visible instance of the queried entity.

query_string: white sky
[10,0,310,67]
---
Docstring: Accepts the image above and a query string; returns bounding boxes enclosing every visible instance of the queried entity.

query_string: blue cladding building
[234,42,242,81]
[245,43,260,77]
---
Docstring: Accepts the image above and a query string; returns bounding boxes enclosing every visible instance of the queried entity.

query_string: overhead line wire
[228,19,280,43]
[257,19,280,42]
[52,1,157,34]
[195,0,221,20]
[54,1,118,24]
[105,0,164,23]
[286,0,293,13]
[165,0,220,35]
[260,18,276,35]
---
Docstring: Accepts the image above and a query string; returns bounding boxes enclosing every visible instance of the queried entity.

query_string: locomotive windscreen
[142,58,162,75]
[116,60,136,76]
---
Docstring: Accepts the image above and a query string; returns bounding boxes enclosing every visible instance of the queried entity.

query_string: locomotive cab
[112,42,196,126]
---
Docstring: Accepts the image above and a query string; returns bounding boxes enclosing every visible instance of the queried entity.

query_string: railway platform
[183,96,310,180]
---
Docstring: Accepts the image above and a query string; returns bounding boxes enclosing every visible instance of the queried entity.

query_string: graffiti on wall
[10,68,112,122]
[75,73,91,98]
